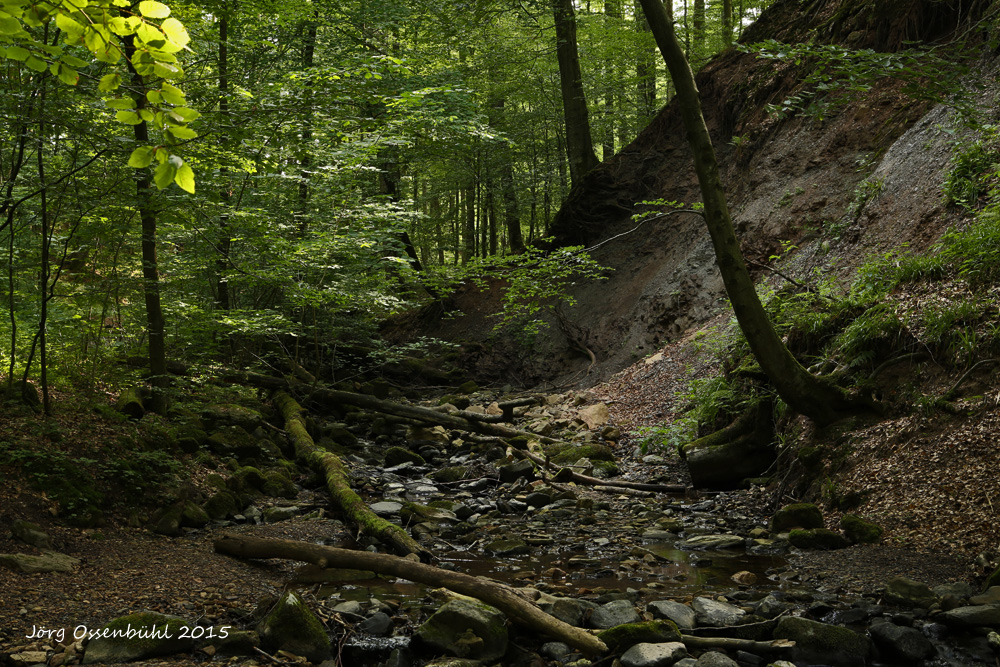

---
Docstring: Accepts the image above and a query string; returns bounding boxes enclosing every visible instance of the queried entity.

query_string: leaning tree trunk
[637,0,856,427]
[273,391,429,559]
[552,0,599,186]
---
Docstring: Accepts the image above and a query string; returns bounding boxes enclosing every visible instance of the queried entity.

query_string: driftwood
[681,634,795,653]
[227,371,688,495]
[213,533,608,656]
[273,391,429,559]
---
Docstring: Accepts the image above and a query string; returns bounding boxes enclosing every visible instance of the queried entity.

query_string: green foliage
[942,139,997,210]
[938,207,1000,283]
[636,417,697,454]
[830,303,905,369]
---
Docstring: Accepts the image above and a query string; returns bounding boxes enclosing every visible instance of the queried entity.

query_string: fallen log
[273,391,429,560]
[516,448,686,494]
[229,372,686,493]
[680,634,794,653]
[213,533,608,656]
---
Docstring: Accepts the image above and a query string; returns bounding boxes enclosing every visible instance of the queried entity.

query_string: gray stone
[773,616,870,667]
[589,599,641,629]
[540,641,572,659]
[884,576,938,608]
[0,551,80,574]
[681,534,744,550]
[11,520,54,550]
[674,660,698,667]
[620,642,687,667]
[332,600,363,618]
[869,621,935,663]
[771,503,824,531]
[370,501,403,516]
[262,506,298,523]
[695,652,739,667]
[691,597,745,627]
[647,600,696,630]
[498,459,535,484]
[525,491,553,508]
[548,597,597,627]
[82,612,195,664]
[937,604,1000,627]
[257,591,332,663]
[415,599,508,661]
[358,612,393,636]
[484,538,529,556]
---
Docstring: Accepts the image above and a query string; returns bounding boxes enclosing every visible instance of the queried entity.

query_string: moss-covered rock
[788,528,849,550]
[439,394,471,410]
[484,538,529,556]
[457,381,479,395]
[797,446,824,470]
[384,446,426,467]
[201,404,264,432]
[840,514,882,544]
[203,491,238,520]
[11,520,53,550]
[227,466,267,494]
[415,599,507,661]
[430,466,469,483]
[771,503,824,532]
[81,612,195,664]
[152,502,184,536]
[597,620,681,653]
[180,501,210,528]
[256,591,332,663]
[401,502,457,524]
[325,424,358,448]
[204,474,228,492]
[774,616,870,667]
[884,576,938,608]
[986,566,1000,591]
[207,426,276,464]
[262,470,298,499]
[544,442,616,464]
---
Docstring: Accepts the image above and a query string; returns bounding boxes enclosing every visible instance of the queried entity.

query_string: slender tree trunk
[124,35,168,415]
[634,0,659,130]
[552,0,599,185]
[216,7,233,311]
[693,0,705,53]
[723,0,734,44]
[296,16,317,236]
[638,0,854,426]
[35,83,50,415]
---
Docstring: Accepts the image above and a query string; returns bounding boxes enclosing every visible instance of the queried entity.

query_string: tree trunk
[634,0,659,130]
[124,35,169,415]
[637,0,856,426]
[296,16,317,236]
[213,533,608,656]
[273,391,429,558]
[216,7,233,311]
[552,0,599,186]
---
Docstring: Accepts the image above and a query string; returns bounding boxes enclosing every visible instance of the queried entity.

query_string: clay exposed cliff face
[419,0,986,387]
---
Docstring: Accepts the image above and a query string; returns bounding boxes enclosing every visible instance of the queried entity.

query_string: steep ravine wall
[417,0,985,388]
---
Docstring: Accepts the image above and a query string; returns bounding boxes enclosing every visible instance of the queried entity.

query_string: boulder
[788,528,849,550]
[414,599,508,662]
[773,616,870,667]
[0,551,80,574]
[82,612,194,664]
[11,520,54,550]
[695,652,739,667]
[577,403,610,429]
[203,491,238,520]
[620,642,687,667]
[598,620,681,653]
[691,597,745,627]
[840,514,883,544]
[884,577,938,608]
[180,501,210,528]
[771,503,824,532]
[547,597,598,627]
[970,587,1000,605]
[256,591,332,663]
[869,621,935,663]
[589,599,642,629]
[384,446,426,467]
[937,604,1000,627]
[681,534,745,550]
[647,600,696,630]
[498,460,535,484]
[484,538,529,556]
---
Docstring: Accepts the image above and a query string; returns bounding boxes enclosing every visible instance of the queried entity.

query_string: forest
[3,0,1000,666]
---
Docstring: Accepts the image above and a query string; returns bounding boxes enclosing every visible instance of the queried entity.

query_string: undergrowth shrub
[938,208,1000,283]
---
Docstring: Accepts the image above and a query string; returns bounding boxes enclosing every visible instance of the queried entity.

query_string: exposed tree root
[213,533,609,656]
[273,391,429,560]
[679,400,776,489]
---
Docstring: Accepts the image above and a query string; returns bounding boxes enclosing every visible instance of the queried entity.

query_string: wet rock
[498,460,535,483]
[620,642,687,667]
[937,604,1000,627]
[695,652,739,667]
[770,503,823,532]
[414,599,508,661]
[11,520,54,550]
[788,528,849,550]
[884,577,938,608]
[589,599,641,629]
[970,587,1000,605]
[540,642,572,659]
[773,616,870,667]
[647,600,696,630]
[370,501,403,517]
[81,612,195,664]
[402,502,456,523]
[547,597,598,627]
[525,491,553,508]
[0,551,80,574]
[359,612,393,636]
[840,514,882,544]
[869,620,935,663]
[681,534,744,550]
[332,600,364,619]
[256,591,332,663]
[261,506,298,523]
[430,466,469,483]
[484,537,529,555]
[691,597,745,627]
[598,620,681,652]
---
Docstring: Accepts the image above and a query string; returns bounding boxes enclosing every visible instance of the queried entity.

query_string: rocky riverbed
[3,388,999,667]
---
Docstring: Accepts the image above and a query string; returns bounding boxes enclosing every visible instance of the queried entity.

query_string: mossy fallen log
[213,533,608,656]
[116,386,146,420]
[273,391,429,559]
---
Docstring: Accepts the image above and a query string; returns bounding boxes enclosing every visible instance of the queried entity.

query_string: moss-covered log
[213,533,608,656]
[116,386,145,420]
[273,391,428,559]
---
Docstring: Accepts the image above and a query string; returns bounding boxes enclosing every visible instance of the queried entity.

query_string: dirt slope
[420,0,987,388]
